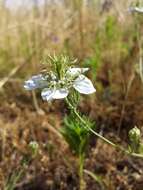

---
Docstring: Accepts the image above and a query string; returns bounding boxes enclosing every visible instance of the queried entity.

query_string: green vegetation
[0,1,143,190]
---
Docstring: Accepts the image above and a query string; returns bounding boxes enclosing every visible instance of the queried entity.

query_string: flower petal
[41,88,55,101]
[73,74,96,94]
[24,79,37,90]
[41,88,69,101]
[66,67,89,77]
[128,7,143,13]
[24,74,48,90]
[53,88,69,99]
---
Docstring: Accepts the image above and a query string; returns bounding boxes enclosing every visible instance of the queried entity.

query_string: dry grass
[0,0,136,76]
[0,1,143,189]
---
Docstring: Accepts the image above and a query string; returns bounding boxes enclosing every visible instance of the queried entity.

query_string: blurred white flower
[73,74,96,94]
[66,67,89,76]
[24,74,47,90]
[128,7,143,13]
[41,88,69,101]
[24,67,96,101]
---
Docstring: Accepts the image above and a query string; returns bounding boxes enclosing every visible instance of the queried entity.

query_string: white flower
[73,74,96,94]
[24,67,96,101]
[128,7,143,13]
[24,74,48,90]
[41,88,69,101]
[66,67,89,76]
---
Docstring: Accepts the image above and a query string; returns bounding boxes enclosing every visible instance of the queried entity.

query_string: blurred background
[0,0,143,190]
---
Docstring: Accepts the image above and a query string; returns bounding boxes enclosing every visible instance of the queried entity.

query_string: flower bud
[29,141,39,157]
[129,126,141,147]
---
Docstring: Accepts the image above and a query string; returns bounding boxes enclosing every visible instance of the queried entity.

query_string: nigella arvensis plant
[24,54,97,190]
[24,56,96,101]
[23,55,143,190]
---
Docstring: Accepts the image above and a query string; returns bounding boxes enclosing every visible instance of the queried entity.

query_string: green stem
[65,98,143,159]
[79,153,85,190]
[5,168,24,190]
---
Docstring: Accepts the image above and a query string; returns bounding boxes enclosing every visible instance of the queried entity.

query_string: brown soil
[0,81,143,190]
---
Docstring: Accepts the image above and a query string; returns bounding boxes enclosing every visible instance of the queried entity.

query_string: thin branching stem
[65,98,143,159]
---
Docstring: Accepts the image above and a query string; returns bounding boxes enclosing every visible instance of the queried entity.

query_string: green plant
[24,54,143,190]
[61,91,95,190]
